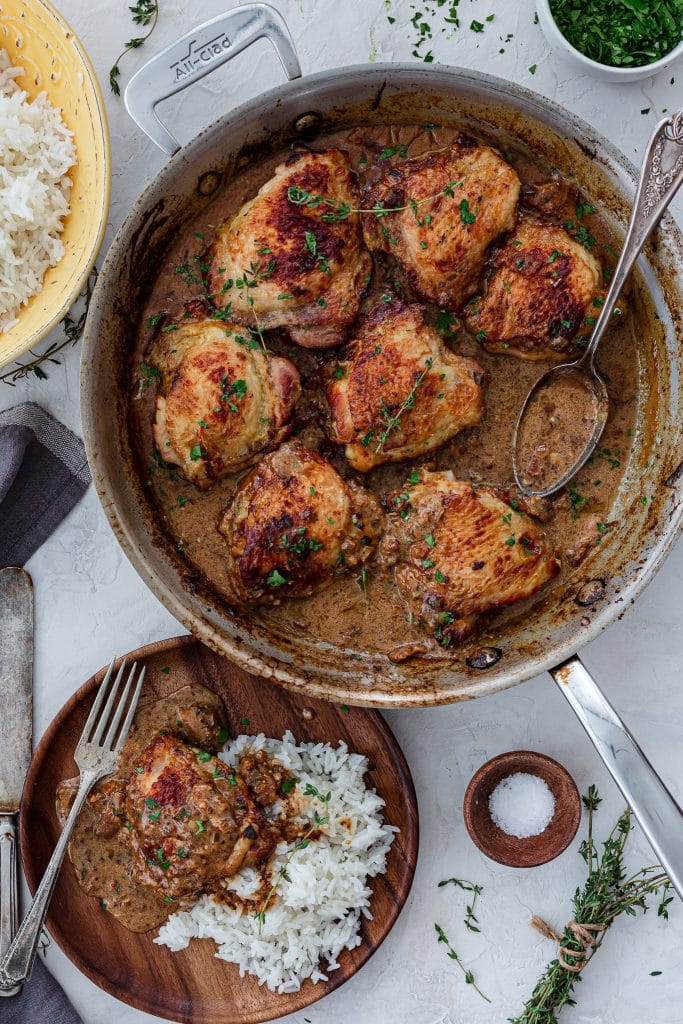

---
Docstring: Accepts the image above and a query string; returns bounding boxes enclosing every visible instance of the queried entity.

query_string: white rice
[0,49,76,332]
[155,730,398,993]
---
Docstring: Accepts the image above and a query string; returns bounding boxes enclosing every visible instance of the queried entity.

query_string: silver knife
[0,568,33,998]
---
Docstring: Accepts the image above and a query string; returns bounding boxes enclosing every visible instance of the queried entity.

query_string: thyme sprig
[0,268,98,385]
[438,877,484,933]
[434,922,491,1002]
[511,785,673,1024]
[374,357,433,453]
[255,785,330,932]
[286,181,459,224]
[110,1,160,96]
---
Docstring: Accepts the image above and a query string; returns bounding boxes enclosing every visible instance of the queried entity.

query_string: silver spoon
[512,108,683,498]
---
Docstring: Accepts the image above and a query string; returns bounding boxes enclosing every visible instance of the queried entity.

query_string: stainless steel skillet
[80,5,683,892]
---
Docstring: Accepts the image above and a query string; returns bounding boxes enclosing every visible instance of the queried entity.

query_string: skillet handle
[124,3,302,157]
[551,655,683,900]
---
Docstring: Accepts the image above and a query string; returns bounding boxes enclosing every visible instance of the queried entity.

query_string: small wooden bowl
[463,751,581,868]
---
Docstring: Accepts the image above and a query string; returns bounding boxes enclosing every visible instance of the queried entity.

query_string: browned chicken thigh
[362,137,520,309]
[151,320,300,488]
[464,216,604,360]
[325,298,485,471]
[206,149,372,348]
[218,441,383,602]
[383,469,560,644]
[124,733,278,901]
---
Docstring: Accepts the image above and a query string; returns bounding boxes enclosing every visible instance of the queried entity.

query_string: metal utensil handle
[0,771,98,989]
[0,816,19,996]
[580,107,683,367]
[124,3,302,156]
[551,655,683,899]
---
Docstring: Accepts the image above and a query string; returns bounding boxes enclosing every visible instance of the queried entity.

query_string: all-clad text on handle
[124,3,302,156]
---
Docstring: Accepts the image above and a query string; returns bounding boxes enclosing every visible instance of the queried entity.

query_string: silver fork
[0,658,145,990]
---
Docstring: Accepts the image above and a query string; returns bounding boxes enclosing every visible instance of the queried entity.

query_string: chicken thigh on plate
[325,297,486,472]
[151,320,300,489]
[361,137,521,310]
[382,469,560,645]
[218,441,383,603]
[206,149,372,349]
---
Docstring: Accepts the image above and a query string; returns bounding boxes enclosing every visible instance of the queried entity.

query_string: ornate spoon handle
[580,108,683,368]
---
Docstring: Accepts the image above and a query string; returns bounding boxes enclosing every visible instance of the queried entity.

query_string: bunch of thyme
[512,786,673,1024]
[0,267,98,385]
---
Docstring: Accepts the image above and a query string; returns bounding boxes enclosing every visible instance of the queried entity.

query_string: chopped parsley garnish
[459,199,477,224]
[379,144,409,160]
[266,569,288,587]
[189,444,204,461]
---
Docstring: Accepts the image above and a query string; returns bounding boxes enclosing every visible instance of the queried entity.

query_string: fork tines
[79,658,145,754]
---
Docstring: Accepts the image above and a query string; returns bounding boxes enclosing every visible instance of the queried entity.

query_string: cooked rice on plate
[0,49,76,332]
[156,731,398,993]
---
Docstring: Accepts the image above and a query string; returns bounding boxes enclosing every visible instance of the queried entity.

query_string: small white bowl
[536,0,683,82]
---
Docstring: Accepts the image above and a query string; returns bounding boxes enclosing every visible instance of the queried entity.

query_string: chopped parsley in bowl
[537,0,683,81]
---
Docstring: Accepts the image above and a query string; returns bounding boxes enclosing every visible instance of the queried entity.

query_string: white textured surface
[1,1,682,1021]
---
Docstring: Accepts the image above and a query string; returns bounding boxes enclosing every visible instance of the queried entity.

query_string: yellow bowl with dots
[0,0,110,369]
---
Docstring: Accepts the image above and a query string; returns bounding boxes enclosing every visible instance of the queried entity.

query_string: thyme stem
[110,1,160,96]
[0,268,98,385]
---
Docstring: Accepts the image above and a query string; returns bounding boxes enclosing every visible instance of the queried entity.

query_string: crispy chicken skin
[206,149,372,349]
[464,216,603,360]
[383,469,560,644]
[124,733,278,901]
[325,298,486,471]
[151,320,300,488]
[218,441,383,602]
[361,138,521,310]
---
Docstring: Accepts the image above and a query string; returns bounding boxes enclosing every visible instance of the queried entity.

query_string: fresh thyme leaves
[438,877,484,933]
[110,0,160,96]
[286,181,458,223]
[547,0,683,68]
[256,789,330,931]
[373,357,433,453]
[1,267,98,385]
[511,786,673,1024]
[434,923,491,1002]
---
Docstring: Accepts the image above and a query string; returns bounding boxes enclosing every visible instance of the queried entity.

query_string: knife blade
[0,567,33,997]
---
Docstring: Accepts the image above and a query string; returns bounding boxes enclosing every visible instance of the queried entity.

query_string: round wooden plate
[19,636,419,1024]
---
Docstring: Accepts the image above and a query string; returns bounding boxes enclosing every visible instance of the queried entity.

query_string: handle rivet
[293,111,323,136]
[575,579,606,607]
[466,646,502,670]
[197,171,222,196]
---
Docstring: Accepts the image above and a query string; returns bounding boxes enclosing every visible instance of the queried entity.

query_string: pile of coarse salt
[489,772,555,839]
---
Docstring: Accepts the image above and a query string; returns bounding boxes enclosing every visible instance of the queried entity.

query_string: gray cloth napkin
[0,403,90,566]
[1,958,84,1024]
